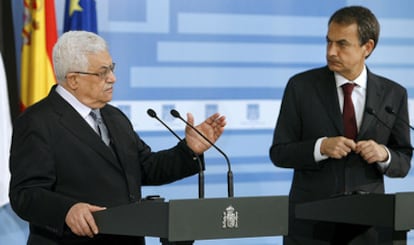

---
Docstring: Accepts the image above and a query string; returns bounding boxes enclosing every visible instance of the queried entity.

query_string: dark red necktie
[342,83,357,140]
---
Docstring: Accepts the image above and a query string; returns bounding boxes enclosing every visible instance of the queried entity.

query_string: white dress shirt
[55,85,97,132]
[314,66,390,170]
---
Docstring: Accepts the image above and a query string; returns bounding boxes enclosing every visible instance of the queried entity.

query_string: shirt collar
[55,85,93,119]
[335,66,367,89]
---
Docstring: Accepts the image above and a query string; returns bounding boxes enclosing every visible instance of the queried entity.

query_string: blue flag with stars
[64,0,97,33]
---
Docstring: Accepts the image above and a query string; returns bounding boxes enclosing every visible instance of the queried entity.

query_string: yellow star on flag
[69,0,83,16]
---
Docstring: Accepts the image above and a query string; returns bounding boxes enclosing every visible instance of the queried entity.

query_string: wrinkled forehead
[327,22,359,40]
[86,51,113,69]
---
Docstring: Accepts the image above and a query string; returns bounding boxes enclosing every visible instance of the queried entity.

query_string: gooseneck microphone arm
[385,106,414,130]
[147,109,181,139]
[365,107,392,131]
[147,109,205,199]
[170,109,234,198]
[366,107,413,151]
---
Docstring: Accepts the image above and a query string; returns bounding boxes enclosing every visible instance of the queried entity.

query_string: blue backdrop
[5,0,414,244]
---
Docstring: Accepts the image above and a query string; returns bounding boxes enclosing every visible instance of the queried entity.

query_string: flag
[64,0,98,33]
[1,0,20,208]
[0,53,12,207]
[20,0,58,110]
[0,0,19,120]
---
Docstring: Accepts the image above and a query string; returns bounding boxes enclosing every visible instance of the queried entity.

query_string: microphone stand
[385,106,414,130]
[170,109,234,198]
[147,109,205,199]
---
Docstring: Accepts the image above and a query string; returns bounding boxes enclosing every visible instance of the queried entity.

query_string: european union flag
[64,0,97,33]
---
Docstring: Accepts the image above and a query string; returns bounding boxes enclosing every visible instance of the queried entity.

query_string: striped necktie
[90,109,111,145]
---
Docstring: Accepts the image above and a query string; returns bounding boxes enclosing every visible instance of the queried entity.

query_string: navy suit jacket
[9,86,201,244]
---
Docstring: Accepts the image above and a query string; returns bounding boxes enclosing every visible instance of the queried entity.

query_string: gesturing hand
[185,112,226,154]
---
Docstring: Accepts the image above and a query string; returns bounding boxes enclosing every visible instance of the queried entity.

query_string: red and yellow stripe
[20,0,57,110]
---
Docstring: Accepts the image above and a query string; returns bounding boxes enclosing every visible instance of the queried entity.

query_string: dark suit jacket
[9,86,201,245]
[269,66,412,244]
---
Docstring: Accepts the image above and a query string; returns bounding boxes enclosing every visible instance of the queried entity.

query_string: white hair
[52,31,108,83]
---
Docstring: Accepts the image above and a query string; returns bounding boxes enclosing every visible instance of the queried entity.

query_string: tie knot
[90,109,102,122]
[342,83,355,95]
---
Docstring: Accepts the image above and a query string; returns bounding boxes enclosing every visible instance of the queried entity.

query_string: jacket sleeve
[9,111,78,236]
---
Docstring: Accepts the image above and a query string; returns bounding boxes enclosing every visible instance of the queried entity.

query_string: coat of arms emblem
[222,205,238,229]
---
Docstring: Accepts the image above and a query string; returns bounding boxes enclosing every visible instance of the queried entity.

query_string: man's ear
[364,39,375,58]
[65,73,79,89]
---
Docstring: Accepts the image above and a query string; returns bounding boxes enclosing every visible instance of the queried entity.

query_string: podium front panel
[94,201,169,238]
[295,194,395,227]
[168,196,288,241]
[395,192,414,231]
[93,195,288,241]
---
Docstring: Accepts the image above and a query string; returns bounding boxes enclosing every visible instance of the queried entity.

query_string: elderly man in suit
[270,6,412,245]
[9,30,226,245]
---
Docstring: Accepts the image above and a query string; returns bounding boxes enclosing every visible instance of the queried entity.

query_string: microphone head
[385,106,395,114]
[170,109,180,118]
[365,107,375,115]
[147,108,157,118]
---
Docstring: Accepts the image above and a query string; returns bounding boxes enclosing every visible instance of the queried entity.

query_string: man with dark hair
[270,6,411,245]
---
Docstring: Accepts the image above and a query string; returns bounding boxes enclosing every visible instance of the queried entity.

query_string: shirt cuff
[314,137,329,162]
[377,145,391,172]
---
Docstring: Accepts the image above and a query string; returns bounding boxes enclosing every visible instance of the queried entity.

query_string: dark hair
[328,6,380,51]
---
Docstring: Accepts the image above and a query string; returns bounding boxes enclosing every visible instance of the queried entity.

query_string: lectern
[295,192,414,245]
[93,195,288,242]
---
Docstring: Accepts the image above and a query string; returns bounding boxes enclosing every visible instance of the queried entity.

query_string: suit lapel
[49,89,120,168]
[358,71,385,138]
[315,68,343,135]
[313,68,385,139]
[100,107,130,170]
[101,107,144,199]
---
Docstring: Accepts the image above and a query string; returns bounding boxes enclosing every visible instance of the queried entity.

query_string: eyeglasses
[71,63,116,80]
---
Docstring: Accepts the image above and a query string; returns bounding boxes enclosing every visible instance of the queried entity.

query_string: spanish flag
[64,0,98,33]
[20,0,57,110]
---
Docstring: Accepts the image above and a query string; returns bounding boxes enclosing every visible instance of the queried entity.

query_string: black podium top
[94,195,288,241]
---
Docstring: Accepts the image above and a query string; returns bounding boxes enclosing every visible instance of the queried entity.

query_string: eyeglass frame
[69,63,116,80]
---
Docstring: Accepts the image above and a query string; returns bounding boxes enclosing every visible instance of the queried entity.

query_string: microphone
[147,109,205,199]
[170,109,234,198]
[385,106,414,130]
[365,107,392,130]
[366,107,413,151]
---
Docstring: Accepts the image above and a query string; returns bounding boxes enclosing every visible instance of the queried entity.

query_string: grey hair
[52,31,108,83]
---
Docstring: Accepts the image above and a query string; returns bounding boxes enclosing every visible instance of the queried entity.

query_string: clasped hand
[321,136,388,163]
